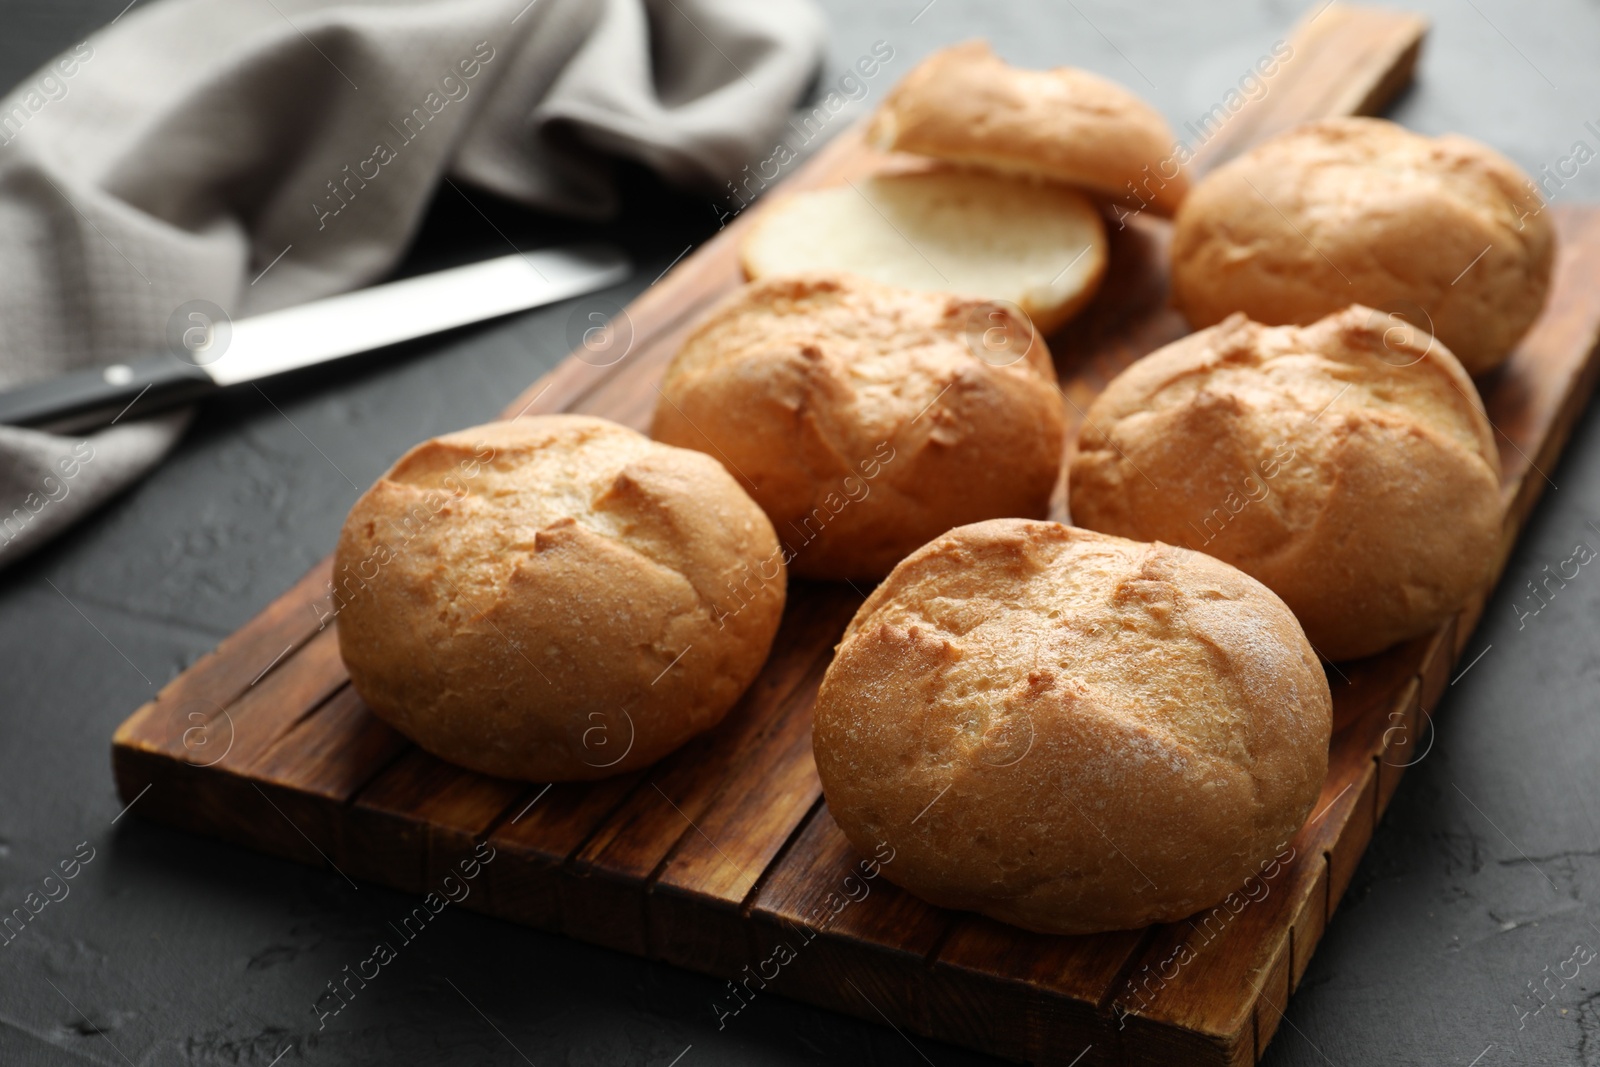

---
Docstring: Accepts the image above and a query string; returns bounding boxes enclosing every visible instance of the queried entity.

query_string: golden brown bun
[334,415,785,781]
[738,168,1107,336]
[652,274,1066,581]
[813,519,1331,935]
[868,40,1189,216]
[1170,117,1553,376]
[1070,307,1503,661]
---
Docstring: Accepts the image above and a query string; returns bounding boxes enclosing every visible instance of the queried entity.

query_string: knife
[0,242,631,432]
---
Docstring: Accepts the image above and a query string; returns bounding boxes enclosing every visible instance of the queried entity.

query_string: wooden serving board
[112,7,1600,1064]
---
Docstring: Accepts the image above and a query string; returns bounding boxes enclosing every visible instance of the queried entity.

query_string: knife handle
[0,356,214,430]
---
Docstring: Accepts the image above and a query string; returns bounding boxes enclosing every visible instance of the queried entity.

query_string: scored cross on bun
[653,274,1066,580]
[814,520,1331,935]
[335,415,786,781]
[1070,306,1504,661]
[1171,117,1553,376]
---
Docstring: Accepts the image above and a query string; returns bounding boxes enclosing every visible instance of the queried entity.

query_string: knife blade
[0,242,631,432]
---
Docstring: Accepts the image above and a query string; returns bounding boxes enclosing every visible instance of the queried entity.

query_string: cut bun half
[868,40,1190,217]
[739,168,1107,335]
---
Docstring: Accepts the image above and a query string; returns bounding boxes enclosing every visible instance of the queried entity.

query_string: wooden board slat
[113,558,333,758]
[747,805,958,1041]
[924,918,1150,1065]
[559,584,857,958]
[110,8,1600,1063]
[480,774,644,930]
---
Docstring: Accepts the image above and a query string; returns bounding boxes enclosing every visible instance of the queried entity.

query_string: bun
[813,519,1331,935]
[652,274,1065,580]
[335,415,786,781]
[1170,117,1553,375]
[1069,307,1503,661]
[868,40,1189,216]
[739,168,1106,335]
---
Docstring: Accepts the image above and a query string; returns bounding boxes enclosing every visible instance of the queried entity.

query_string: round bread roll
[813,519,1331,935]
[652,274,1066,581]
[739,168,1107,335]
[869,40,1189,216]
[1170,117,1553,376]
[335,415,785,781]
[1070,306,1503,661]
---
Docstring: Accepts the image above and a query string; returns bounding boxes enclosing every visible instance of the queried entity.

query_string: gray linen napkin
[0,0,824,566]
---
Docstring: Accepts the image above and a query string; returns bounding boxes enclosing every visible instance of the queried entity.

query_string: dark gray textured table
[3,2,1599,1065]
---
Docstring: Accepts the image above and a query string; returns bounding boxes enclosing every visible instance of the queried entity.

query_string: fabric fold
[0,0,824,566]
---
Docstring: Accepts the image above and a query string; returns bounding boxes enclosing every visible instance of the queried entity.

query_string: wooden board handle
[1188,4,1429,173]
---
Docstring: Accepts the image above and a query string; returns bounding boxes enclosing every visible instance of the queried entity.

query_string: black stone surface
[3,2,1599,1065]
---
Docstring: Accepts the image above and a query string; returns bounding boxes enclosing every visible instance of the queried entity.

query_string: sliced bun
[653,274,1066,580]
[869,40,1189,216]
[813,519,1331,935]
[740,168,1107,334]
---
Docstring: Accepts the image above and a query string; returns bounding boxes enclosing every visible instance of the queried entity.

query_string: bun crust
[335,415,785,781]
[1170,117,1553,375]
[1070,307,1503,661]
[868,40,1189,216]
[813,519,1331,935]
[653,275,1066,580]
